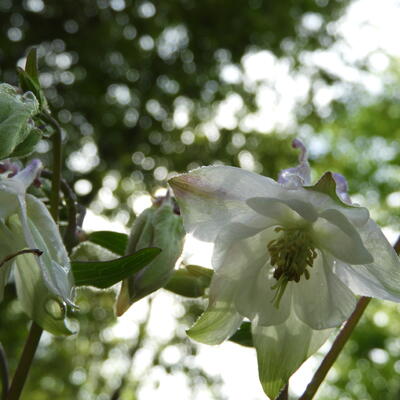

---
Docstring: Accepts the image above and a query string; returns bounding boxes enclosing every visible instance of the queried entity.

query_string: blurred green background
[1,0,400,398]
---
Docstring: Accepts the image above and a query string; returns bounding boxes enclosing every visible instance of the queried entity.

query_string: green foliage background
[1,0,400,399]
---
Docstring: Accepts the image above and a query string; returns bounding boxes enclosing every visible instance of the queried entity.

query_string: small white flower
[169,139,400,397]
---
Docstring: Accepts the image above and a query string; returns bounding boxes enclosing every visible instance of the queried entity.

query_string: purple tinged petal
[14,159,42,190]
[332,172,352,205]
[278,139,311,187]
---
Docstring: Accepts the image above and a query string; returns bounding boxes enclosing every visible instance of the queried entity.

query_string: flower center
[267,226,318,308]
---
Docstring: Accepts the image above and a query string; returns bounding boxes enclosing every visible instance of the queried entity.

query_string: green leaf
[72,247,161,288]
[25,48,39,85]
[229,322,253,347]
[87,230,128,256]
[16,48,49,111]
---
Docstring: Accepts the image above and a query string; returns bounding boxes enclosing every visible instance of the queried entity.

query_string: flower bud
[116,196,185,316]
[0,83,41,160]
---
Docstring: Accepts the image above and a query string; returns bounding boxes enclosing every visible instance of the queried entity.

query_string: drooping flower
[169,139,400,397]
[0,160,75,335]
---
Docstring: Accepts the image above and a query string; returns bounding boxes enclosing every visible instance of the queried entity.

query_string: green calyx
[268,226,318,308]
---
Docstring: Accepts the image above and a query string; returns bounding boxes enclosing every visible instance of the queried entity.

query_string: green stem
[41,170,79,252]
[6,323,42,400]
[298,296,370,400]
[0,249,42,270]
[299,236,400,400]
[40,112,63,223]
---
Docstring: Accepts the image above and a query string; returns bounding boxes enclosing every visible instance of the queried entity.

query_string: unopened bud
[116,196,185,316]
[0,83,41,160]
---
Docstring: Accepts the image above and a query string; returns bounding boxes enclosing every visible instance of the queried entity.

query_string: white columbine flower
[169,139,400,398]
[0,160,75,335]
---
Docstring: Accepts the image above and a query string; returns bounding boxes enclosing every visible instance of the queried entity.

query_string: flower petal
[235,260,292,327]
[187,273,243,345]
[0,159,42,218]
[247,196,318,223]
[13,250,74,335]
[252,311,333,399]
[212,222,273,275]
[21,195,75,307]
[293,252,357,329]
[7,213,73,335]
[211,227,292,326]
[169,166,283,242]
[313,209,372,265]
[334,220,400,301]
[278,138,311,187]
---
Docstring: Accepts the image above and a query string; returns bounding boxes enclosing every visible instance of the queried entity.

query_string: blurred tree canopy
[0,0,350,217]
[2,0,400,399]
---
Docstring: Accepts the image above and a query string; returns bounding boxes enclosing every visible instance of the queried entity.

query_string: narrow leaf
[25,48,39,85]
[87,230,128,256]
[72,247,160,288]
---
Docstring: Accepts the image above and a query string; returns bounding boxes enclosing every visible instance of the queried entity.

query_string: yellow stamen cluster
[267,226,318,307]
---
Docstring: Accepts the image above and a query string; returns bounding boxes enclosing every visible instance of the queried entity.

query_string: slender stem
[299,236,400,400]
[40,112,63,223]
[6,323,42,400]
[0,249,42,270]
[299,296,370,400]
[276,384,288,400]
[41,170,79,252]
[0,343,9,400]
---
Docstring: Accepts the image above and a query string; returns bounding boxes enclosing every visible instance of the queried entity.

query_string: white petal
[334,220,400,302]
[0,159,42,219]
[169,166,283,242]
[247,196,318,223]
[13,249,73,335]
[288,185,370,228]
[293,253,357,329]
[252,311,333,399]
[7,212,73,335]
[23,195,75,307]
[187,274,243,345]
[235,261,292,326]
[313,209,372,264]
[211,227,292,326]
[212,223,274,275]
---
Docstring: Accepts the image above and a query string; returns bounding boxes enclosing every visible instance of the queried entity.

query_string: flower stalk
[298,296,371,400]
[0,249,42,270]
[299,235,400,400]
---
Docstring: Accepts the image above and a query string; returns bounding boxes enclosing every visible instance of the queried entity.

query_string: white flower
[0,160,75,335]
[169,140,400,397]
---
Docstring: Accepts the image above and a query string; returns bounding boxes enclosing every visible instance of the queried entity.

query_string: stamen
[268,226,317,308]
